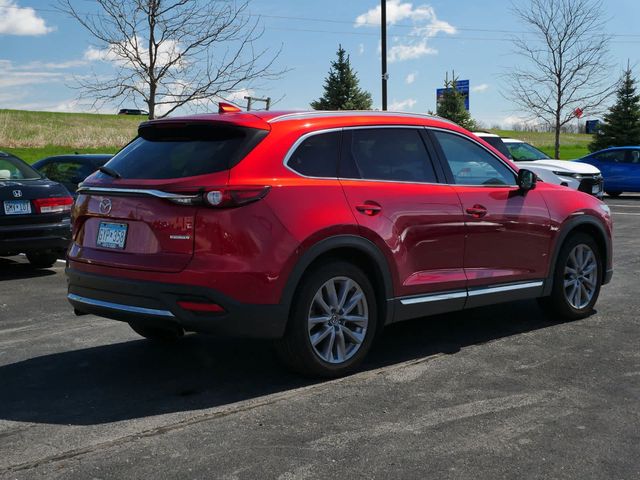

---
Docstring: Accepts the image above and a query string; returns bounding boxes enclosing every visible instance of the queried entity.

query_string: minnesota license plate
[3,200,31,215]
[96,222,128,249]
[592,183,602,194]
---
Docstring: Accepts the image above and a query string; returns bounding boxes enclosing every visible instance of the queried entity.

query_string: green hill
[0,109,592,163]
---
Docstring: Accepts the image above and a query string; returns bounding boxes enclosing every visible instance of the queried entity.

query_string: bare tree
[507,0,613,158]
[58,0,283,118]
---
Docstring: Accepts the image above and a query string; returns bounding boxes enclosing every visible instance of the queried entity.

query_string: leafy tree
[589,67,640,152]
[311,45,373,110]
[436,72,477,130]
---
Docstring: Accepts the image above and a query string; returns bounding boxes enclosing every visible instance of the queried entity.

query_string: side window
[340,128,437,183]
[630,150,640,164]
[432,130,516,186]
[286,131,340,177]
[594,150,626,163]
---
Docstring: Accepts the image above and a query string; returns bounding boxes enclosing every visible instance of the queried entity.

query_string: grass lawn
[0,108,595,163]
[4,146,120,164]
[489,129,591,160]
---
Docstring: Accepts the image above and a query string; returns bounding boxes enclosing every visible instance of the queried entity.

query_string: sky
[1,0,640,127]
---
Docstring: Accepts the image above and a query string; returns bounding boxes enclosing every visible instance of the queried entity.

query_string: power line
[3,3,640,40]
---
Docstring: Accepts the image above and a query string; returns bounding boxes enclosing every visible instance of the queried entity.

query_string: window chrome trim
[398,280,544,305]
[76,186,200,201]
[68,293,175,318]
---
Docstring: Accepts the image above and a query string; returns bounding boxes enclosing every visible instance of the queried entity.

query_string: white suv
[473,133,603,198]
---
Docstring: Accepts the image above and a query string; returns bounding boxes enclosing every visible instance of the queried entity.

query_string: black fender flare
[543,215,611,295]
[280,235,395,325]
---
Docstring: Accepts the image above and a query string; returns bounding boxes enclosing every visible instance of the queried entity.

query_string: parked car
[118,109,149,116]
[0,151,73,267]
[33,154,112,195]
[67,106,613,377]
[577,146,640,196]
[473,133,603,198]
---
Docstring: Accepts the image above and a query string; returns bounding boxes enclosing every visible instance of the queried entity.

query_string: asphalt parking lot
[1,195,639,480]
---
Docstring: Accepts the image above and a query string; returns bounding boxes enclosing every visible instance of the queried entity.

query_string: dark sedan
[1,151,73,267]
[33,154,112,195]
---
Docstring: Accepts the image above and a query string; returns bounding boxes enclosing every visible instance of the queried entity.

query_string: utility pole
[244,96,271,111]
[381,0,388,110]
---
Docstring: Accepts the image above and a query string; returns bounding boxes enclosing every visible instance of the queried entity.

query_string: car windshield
[505,142,550,161]
[0,154,42,180]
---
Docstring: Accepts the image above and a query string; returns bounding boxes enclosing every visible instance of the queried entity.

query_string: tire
[605,191,622,197]
[538,233,602,320]
[26,252,58,268]
[275,261,378,378]
[129,323,184,342]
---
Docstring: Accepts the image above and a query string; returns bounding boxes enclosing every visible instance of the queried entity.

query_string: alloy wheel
[307,276,369,364]
[563,244,598,310]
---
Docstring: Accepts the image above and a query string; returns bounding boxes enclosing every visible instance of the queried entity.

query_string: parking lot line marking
[610,212,640,216]
[607,204,640,208]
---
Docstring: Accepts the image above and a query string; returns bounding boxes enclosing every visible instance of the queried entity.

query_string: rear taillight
[203,186,271,208]
[33,196,73,214]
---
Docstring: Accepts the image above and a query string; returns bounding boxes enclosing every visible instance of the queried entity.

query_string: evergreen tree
[436,72,477,130]
[311,45,373,110]
[589,67,640,152]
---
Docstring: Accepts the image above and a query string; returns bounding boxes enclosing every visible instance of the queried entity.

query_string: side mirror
[517,169,537,191]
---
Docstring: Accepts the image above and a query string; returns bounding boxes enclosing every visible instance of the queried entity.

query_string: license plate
[96,222,128,249]
[592,183,602,194]
[3,200,31,215]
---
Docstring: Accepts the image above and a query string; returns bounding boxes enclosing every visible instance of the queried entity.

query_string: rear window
[102,123,268,179]
[0,155,41,180]
[478,135,513,159]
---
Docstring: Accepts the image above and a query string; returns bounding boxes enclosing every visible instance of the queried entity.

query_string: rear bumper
[66,268,288,339]
[0,219,71,255]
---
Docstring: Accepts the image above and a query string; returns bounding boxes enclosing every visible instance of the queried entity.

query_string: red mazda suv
[67,105,613,377]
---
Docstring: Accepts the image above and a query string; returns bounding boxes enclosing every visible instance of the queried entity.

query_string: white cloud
[84,39,182,69]
[354,1,455,63]
[358,43,365,55]
[389,40,436,62]
[355,0,438,26]
[0,0,54,36]
[389,98,417,111]
[405,72,417,84]
[472,83,489,93]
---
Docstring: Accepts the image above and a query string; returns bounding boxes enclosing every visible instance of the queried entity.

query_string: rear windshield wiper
[99,166,122,179]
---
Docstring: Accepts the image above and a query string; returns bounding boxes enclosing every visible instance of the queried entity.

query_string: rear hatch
[69,120,269,273]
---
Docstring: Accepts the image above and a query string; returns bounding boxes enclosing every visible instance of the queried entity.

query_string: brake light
[33,196,73,214]
[204,186,271,208]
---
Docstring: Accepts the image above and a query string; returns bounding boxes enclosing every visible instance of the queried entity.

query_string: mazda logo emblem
[12,190,22,198]
[99,198,112,214]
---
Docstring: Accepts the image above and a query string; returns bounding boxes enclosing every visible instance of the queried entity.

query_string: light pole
[381,0,388,111]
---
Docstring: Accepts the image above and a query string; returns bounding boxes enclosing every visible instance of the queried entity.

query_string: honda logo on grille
[99,198,112,214]
[12,190,22,198]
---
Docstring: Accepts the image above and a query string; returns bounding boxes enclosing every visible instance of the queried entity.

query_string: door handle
[355,202,382,216]
[465,204,487,218]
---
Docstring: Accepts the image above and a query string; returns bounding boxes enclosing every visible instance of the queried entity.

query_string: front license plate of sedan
[592,183,602,194]
[97,222,128,249]
[3,200,31,215]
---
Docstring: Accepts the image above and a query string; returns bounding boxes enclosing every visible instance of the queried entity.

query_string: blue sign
[437,79,470,111]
